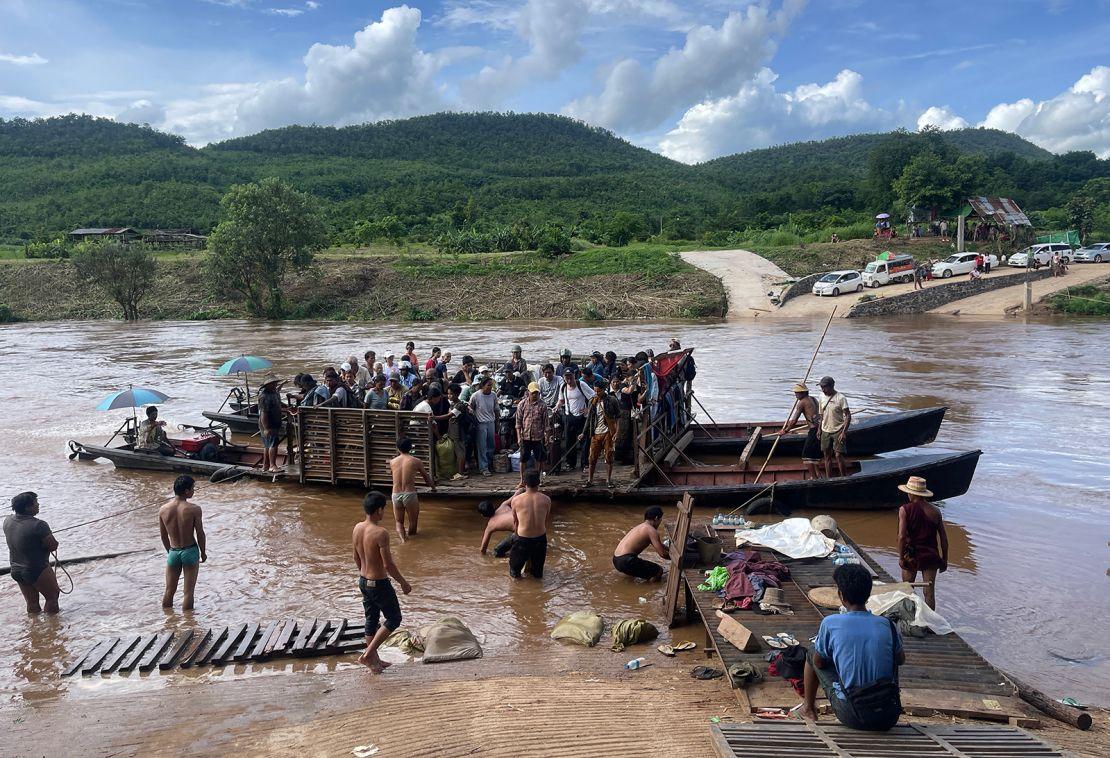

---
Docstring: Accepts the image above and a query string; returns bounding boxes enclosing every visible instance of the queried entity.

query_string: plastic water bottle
[712,513,721,527]
[624,657,648,670]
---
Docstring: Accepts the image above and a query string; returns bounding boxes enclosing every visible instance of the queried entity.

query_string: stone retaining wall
[778,273,825,305]
[845,269,1054,317]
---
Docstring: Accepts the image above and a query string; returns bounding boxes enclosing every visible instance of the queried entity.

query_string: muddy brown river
[1,316,1107,707]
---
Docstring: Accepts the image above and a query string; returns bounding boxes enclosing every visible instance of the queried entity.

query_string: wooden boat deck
[708,722,1067,758]
[683,526,1042,724]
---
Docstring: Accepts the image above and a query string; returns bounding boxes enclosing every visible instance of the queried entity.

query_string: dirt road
[930,266,1110,315]
[679,249,791,317]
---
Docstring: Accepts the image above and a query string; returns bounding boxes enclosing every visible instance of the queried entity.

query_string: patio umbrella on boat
[93,386,171,447]
[216,355,273,405]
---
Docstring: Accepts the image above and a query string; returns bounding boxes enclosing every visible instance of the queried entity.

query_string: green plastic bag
[610,619,659,652]
[698,565,729,592]
[551,611,604,647]
[436,436,458,479]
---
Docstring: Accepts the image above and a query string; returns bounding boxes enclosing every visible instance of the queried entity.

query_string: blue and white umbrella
[96,387,170,411]
[216,355,273,375]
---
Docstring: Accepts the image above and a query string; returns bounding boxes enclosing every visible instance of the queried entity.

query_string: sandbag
[551,611,604,647]
[610,619,659,652]
[421,617,483,664]
[436,437,458,479]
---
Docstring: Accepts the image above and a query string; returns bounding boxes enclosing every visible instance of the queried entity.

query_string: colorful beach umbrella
[96,387,170,411]
[216,355,272,375]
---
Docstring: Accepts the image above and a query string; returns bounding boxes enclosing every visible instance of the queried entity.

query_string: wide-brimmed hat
[810,514,840,539]
[897,476,933,497]
[527,381,539,393]
[792,383,808,393]
[260,373,283,387]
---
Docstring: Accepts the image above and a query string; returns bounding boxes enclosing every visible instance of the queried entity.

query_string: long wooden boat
[201,408,262,435]
[688,407,946,456]
[68,438,290,482]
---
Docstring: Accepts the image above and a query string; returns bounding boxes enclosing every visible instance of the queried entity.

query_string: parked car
[1009,243,1073,267]
[812,270,863,297]
[931,252,999,278]
[1072,243,1110,263]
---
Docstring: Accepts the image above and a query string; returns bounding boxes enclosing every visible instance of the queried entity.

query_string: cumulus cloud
[458,0,588,107]
[0,51,47,65]
[153,5,444,144]
[564,0,805,133]
[658,68,898,163]
[916,105,969,131]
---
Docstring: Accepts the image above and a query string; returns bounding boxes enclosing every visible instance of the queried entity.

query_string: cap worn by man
[561,349,572,357]
[897,476,933,497]
[400,361,411,369]
[819,376,834,387]
[512,345,522,353]
[527,381,539,393]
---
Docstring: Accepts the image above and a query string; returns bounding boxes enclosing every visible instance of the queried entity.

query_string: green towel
[698,565,729,592]
[610,619,659,652]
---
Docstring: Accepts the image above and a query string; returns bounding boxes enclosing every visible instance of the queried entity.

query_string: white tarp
[867,590,954,635]
[734,518,835,559]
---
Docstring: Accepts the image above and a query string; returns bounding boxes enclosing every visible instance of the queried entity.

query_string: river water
[1,316,1107,707]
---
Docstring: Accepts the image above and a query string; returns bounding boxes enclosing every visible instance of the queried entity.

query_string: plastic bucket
[696,536,723,566]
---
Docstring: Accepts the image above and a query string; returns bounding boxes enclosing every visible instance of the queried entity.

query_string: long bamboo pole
[753,306,837,485]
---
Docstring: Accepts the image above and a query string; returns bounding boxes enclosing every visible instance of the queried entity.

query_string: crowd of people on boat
[259,338,696,485]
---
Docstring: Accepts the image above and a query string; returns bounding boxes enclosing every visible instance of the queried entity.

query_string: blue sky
[1,0,1107,159]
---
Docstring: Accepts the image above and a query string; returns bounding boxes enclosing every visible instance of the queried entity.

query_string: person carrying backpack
[796,563,904,730]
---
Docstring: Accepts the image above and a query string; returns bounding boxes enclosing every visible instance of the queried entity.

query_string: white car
[812,270,863,297]
[1009,243,1072,267]
[1072,243,1110,263]
[931,252,999,278]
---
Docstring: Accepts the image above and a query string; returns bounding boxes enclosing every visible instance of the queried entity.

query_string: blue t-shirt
[814,610,902,699]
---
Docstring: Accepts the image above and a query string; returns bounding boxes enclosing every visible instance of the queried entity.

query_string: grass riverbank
[1043,280,1110,315]
[0,244,727,322]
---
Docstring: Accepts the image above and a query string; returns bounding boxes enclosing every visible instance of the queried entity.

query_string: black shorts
[519,440,545,470]
[493,533,516,558]
[359,577,402,636]
[801,427,821,463]
[613,553,663,580]
[508,534,547,579]
[10,565,46,585]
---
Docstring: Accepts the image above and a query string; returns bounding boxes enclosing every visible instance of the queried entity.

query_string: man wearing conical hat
[897,476,948,611]
[782,383,821,479]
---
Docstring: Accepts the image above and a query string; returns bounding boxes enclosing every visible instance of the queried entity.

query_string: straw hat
[897,476,933,498]
[792,383,808,393]
[260,373,283,387]
[808,587,841,609]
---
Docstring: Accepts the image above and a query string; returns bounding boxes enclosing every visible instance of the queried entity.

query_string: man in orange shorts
[585,378,620,487]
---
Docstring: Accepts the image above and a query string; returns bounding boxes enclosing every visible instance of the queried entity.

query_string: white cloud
[267,8,304,17]
[658,68,897,163]
[154,5,444,144]
[458,0,588,107]
[924,66,1110,157]
[916,105,969,131]
[0,51,48,65]
[564,0,806,133]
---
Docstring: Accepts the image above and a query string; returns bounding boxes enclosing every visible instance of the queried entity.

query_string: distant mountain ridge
[0,112,1099,240]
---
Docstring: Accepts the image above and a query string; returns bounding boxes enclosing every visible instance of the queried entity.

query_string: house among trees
[67,227,141,243]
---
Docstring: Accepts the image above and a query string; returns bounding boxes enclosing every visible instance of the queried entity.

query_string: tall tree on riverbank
[1066,194,1095,243]
[207,178,328,318]
[71,242,156,320]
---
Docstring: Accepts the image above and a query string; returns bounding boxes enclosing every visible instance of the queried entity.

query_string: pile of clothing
[721,549,792,610]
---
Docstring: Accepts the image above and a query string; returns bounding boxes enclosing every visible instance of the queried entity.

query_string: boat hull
[69,441,285,481]
[201,410,261,435]
[688,407,946,456]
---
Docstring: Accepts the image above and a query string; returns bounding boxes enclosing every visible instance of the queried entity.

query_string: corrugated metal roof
[68,227,138,235]
[968,196,1031,226]
[70,228,111,235]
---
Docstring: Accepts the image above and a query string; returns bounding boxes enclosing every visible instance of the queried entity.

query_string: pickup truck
[862,254,916,287]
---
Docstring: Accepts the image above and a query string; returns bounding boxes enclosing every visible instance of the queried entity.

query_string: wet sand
[2,317,1108,754]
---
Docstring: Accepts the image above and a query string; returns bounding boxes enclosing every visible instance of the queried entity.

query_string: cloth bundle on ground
[734,518,835,559]
[767,645,807,696]
[551,611,605,647]
[697,565,729,592]
[436,437,458,479]
[610,619,659,652]
[383,617,484,662]
[867,589,953,635]
[721,550,791,603]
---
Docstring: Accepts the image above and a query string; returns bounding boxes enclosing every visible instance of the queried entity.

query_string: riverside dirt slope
[930,267,1110,315]
[679,249,792,317]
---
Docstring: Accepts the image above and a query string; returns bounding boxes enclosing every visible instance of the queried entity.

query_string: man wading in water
[508,469,551,579]
[158,475,207,610]
[388,437,434,542]
[612,506,669,581]
[353,491,411,674]
[782,383,822,479]
[4,492,61,614]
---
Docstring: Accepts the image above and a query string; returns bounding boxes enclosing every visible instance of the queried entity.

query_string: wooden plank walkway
[709,722,1068,758]
[684,527,1038,723]
[61,619,369,677]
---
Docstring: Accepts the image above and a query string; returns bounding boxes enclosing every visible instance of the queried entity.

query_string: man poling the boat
[782,383,821,479]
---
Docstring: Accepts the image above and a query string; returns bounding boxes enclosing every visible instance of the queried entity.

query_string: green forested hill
[0,113,1104,243]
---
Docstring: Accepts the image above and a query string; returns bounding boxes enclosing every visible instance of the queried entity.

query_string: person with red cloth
[897,476,949,610]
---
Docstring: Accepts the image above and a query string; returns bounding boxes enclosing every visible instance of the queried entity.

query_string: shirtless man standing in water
[158,475,207,610]
[508,469,552,579]
[353,491,411,674]
[388,436,435,542]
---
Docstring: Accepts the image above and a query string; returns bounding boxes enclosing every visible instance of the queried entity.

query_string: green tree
[536,223,572,256]
[605,212,644,246]
[1066,194,1095,242]
[892,151,963,215]
[71,242,157,320]
[207,177,328,317]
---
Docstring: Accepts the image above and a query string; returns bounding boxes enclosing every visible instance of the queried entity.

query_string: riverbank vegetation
[1044,281,1110,316]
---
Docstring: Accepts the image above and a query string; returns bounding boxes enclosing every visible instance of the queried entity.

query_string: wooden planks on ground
[61,618,371,677]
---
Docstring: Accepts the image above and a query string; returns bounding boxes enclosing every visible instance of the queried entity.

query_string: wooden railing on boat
[295,408,434,487]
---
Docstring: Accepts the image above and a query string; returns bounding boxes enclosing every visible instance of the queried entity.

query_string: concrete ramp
[680,249,791,318]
